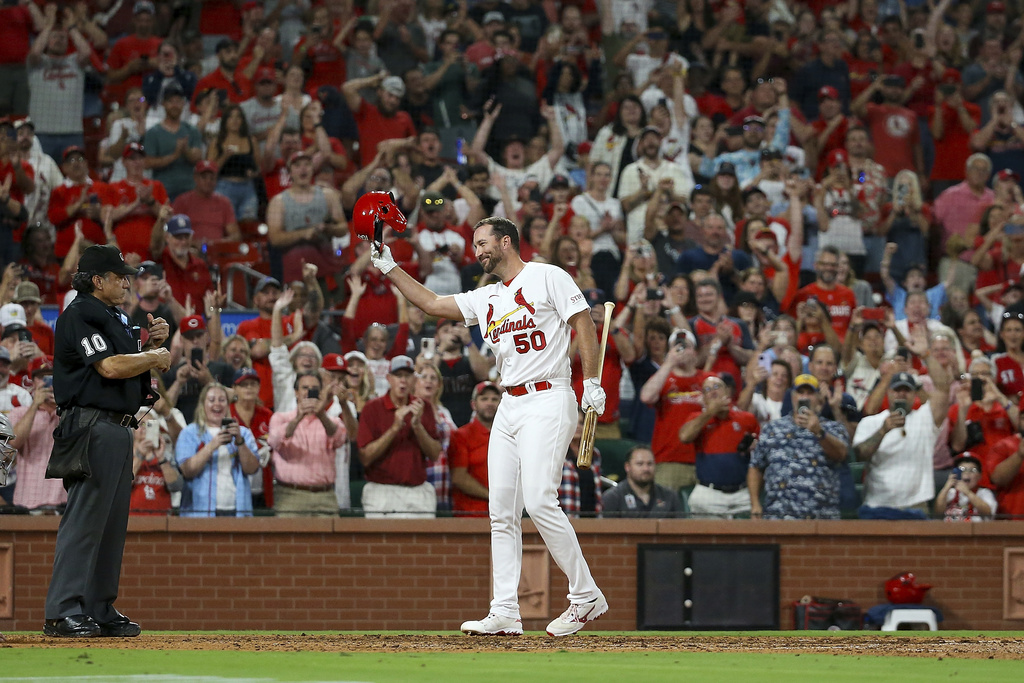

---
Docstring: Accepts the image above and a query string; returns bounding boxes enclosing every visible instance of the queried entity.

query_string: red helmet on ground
[352,191,407,247]
[885,572,932,604]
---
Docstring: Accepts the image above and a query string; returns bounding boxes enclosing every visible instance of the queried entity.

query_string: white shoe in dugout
[545,595,609,636]
[460,613,524,636]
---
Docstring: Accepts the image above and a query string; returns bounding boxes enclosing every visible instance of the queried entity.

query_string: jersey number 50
[513,331,547,354]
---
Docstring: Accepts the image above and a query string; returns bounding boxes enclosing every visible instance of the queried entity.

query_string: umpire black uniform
[44,245,171,638]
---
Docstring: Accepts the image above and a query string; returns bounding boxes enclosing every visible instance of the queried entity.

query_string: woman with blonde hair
[176,383,260,517]
[880,168,932,283]
[415,360,457,513]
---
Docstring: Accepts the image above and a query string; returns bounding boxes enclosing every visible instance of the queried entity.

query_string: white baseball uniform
[454,261,604,618]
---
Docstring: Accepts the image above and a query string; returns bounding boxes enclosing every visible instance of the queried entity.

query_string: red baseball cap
[287,150,312,167]
[242,0,260,11]
[122,142,145,159]
[987,0,1006,12]
[826,148,849,167]
[818,85,839,101]
[179,315,206,335]
[941,68,961,84]
[62,146,86,162]
[322,353,347,372]
[194,160,217,174]
[255,66,276,83]
[997,168,1021,183]
[577,140,593,156]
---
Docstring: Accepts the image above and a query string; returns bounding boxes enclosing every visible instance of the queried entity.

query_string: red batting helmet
[352,191,407,248]
[884,572,932,604]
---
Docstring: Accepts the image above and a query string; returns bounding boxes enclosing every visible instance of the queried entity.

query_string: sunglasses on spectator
[743,124,765,131]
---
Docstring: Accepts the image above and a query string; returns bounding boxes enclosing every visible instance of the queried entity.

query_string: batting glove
[370,243,397,275]
[581,377,606,416]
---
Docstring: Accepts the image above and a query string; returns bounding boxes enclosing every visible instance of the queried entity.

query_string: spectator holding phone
[749,374,849,520]
[8,357,65,511]
[854,332,951,519]
[268,371,347,517]
[129,408,181,516]
[268,288,320,412]
[934,453,996,521]
[162,315,215,423]
[949,355,1018,460]
[176,383,259,517]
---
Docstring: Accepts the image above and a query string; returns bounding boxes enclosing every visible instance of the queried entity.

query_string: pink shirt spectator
[933,181,995,254]
[268,411,346,488]
[172,190,237,244]
[8,404,66,509]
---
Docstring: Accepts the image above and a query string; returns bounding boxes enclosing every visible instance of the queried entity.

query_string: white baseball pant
[486,381,602,618]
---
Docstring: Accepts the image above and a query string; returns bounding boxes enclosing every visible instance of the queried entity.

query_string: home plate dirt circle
[4,634,1024,659]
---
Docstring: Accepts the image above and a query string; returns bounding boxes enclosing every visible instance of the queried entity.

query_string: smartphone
[939,83,956,97]
[647,288,665,301]
[895,346,910,361]
[971,377,985,402]
[952,468,962,480]
[862,307,885,321]
[892,399,909,418]
[797,398,811,414]
[190,347,203,367]
[307,387,320,400]
[16,328,32,343]
[43,375,53,388]
[421,337,436,359]
[737,433,755,452]
[221,417,234,427]
[913,32,924,49]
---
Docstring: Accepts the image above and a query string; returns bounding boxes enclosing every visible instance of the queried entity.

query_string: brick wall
[2,517,1022,632]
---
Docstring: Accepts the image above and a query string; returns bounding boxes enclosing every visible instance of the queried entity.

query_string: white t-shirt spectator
[27,54,85,134]
[854,403,938,509]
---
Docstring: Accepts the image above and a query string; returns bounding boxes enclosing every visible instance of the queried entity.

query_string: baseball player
[368,215,609,636]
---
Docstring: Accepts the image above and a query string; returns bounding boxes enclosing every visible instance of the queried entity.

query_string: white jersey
[454,262,589,387]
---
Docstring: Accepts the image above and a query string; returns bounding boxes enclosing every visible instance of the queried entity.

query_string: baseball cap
[162,82,186,101]
[195,160,217,174]
[165,214,193,236]
[62,146,86,162]
[1003,222,1024,235]
[233,367,261,385]
[215,38,238,54]
[389,355,415,374]
[997,168,1020,183]
[732,291,760,308]
[954,452,983,470]
[577,140,593,156]
[890,372,918,390]
[136,260,164,279]
[287,150,311,167]
[793,374,820,391]
[179,314,206,335]
[255,66,276,84]
[13,117,33,131]
[826,148,849,167]
[13,282,41,304]
[380,76,406,98]
[0,303,26,328]
[421,191,446,212]
[717,162,737,177]
[941,69,961,84]
[494,47,519,61]
[550,174,571,189]
[987,0,1006,12]
[638,125,663,140]
[743,115,767,128]
[122,142,145,159]
[253,276,282,295]
[818,85,839,101]
[471,380,502,400]
[582,288,605,307]
[668,328,696,349]
[483,10,505,24]
[668,201,687,213]
[133,0,155,14]
[28,355,53,376]
[78,244,139,276]
[322,353,347,372]
[344,350,369,366]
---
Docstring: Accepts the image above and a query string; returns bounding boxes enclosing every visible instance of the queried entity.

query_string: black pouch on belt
[45,408,100,481]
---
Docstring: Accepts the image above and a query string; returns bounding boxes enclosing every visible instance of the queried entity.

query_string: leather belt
[276,481,334,493]
[505,381,552,397]
[87,409,139,429]
[699,481,747,494]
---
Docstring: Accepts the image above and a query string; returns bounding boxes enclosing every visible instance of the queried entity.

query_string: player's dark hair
[293,371,322,391]
[72,271,100,294]
[475,216,520,252]
[625,444,654,464]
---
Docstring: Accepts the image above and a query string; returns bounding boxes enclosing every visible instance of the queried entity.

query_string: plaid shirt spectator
[558,450,602,518]
[426,404,456,512]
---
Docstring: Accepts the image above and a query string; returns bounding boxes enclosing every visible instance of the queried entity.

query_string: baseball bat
[578,301,615,469]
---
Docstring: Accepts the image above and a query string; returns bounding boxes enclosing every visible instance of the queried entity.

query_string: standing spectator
[929,74,981,197]
[48,147,107,260]
[342,72,418,167]
[700,95,793,188]
[813,150,867,276]
[236,276,293,407]
[434,319,490,427]
[193,39,249,107]
[373,0,429,78]
[356,355,441,518]
[415,362,455,513]
[14,282,53,356]
[343,22,386,103]
[129,409,181,515]
[689,278,754,391]
[206,104,261,222]
[268,372,347,517]
[162,314,216,423]
[602,445,682,518]
[149,214,214,308]
[591,95,647,196]
[171,161,241,244]
[0,124,35,266]
[26,17,90,163]
[933,153,994,256]
[617,126,695,244]
[14,119,63,233]
[961,36,1023,124]
[268,289,322,412]
[104,1,161,107]
[176,383,260,517]
[104,143,170,260]
[679,374,760,518]
[791,247,858,341]
[449,380,500,517]
[811,86,854,180]
[291,7,345,95]
[125,261,183,350]
[853,74,924,180]
[749,374,849,520]
[415,189,470,297]
[143,84,204,202]
[678,214,753,305]
[970,92,1024,179]
[8,357,64,510]
[570,161,624,296]
[229,367,273,510]
[240,67,283,147]
[854,346,951,517]
[0,0,44,118]
[99,89,148,183]
[791,31,851,120]
[141,42,197,120]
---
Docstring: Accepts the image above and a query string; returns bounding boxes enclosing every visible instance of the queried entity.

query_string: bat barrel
[577,408,599,469]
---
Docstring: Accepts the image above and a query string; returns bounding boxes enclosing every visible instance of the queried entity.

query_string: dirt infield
[3,633,1024,659]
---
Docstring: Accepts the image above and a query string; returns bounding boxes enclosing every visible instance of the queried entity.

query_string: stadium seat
[594,439,640,482]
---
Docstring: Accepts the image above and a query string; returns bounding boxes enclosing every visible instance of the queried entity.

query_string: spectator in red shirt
[853,74,924,180]
[989,432,1024,517]
[812,86,853,180]
[19,224,68,306]
[929,73,981,196]
[13,282,53,356]
[104,142,170,260]
[104,1,161,106]
[291,6,346,95]
[449,381,501,517]
[791,246,858,342]
[193,39,250,108]
[571,288,635,438]
[149,214,213,308]
[342,72,418,167]
[236,276,294,407]
[0,0,44,118]
[261,125,302,202]
[171,161,240,244]
[48,147,108,259]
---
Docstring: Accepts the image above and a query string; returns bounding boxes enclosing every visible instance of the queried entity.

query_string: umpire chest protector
[54,293,153,414]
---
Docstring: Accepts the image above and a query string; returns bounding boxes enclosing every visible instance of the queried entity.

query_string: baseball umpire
[43,245,171,638]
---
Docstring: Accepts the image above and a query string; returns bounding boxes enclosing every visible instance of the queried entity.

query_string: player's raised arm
[371,244,464,320]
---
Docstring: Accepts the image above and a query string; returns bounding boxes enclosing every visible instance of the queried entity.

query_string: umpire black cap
[78,245,139,277]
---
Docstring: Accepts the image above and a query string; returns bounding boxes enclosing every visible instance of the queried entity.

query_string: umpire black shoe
[98,612,141,637]
[43,615,101,637]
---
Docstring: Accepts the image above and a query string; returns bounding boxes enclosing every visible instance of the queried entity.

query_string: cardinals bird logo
[486,303,495,330]
[513,288,536,315]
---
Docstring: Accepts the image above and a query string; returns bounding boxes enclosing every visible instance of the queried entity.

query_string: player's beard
[480,249,503,274]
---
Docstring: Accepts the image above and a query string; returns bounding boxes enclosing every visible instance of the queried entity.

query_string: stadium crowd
[1,0,1024,520]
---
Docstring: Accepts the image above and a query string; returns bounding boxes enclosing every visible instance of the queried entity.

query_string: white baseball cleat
[460,613,524,636]
[545,595,609,637]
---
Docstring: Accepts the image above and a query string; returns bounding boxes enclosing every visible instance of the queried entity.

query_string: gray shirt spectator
[601,446,682,517]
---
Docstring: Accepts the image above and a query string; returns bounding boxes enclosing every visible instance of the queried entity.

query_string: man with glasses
[750,374,849,520]
[679,374,760,518]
